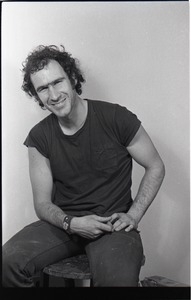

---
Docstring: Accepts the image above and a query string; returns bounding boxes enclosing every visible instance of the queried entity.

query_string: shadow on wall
[82,70,115,103]
[139,137,190,284]
[83,70,190,284]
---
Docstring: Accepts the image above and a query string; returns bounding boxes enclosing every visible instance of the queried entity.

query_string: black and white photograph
[2,1,190,296]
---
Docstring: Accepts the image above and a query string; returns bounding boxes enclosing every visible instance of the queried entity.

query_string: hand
[70,215,113,239]
[109,212,138,232]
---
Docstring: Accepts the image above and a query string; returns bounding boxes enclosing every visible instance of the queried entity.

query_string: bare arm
[28,147,67,228]
[28,147,112,237]
[112,125,165,231]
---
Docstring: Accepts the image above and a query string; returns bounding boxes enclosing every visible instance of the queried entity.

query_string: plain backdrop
[2,2,190,285]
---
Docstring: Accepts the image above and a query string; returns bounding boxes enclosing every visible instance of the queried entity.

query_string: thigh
[3,220,84,275]
[85,229,144,287]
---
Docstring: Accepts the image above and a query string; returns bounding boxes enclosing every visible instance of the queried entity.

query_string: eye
[54,79,63,86]
[38,86,48,93]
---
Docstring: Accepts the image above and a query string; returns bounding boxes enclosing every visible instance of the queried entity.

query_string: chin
[54,107,71,118]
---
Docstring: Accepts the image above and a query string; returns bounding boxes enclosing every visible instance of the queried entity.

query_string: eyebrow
[36,77,65,92]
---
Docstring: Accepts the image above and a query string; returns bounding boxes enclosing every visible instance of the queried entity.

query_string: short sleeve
[115,104,141,147]
[23,124,49,158]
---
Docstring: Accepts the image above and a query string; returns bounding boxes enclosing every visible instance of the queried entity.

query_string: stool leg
[90,279,93,287]
[35,280,40,287]
[42,272,50,287]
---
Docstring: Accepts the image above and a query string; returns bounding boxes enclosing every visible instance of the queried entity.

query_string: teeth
[53,99,65,106]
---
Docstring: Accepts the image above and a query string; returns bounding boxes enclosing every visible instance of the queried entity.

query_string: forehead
[30,60,67,87]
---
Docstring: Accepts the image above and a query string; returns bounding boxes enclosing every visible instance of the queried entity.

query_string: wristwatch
[62,215,73,234]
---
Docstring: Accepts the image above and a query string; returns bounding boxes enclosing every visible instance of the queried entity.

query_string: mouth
[51,99,66,107]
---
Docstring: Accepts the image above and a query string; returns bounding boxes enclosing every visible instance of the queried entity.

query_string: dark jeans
[2,220,144,287]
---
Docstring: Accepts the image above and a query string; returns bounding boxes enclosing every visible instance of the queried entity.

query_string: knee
[87,230,144,286]
[2,243,30,287]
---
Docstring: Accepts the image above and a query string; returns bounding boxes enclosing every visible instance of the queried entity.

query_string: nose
[48,85,59,101]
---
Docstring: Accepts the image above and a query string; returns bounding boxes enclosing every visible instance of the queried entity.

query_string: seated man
[3,45,165,287]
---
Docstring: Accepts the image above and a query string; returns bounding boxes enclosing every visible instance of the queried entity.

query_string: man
[3,45,165,287]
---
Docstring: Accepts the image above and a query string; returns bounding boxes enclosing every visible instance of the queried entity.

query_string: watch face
[63,222,68,230]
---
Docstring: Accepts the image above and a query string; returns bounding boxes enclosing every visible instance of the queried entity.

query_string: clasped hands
[70,213,138,240]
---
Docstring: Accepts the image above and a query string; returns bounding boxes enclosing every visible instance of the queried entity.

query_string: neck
[58,97,88,134]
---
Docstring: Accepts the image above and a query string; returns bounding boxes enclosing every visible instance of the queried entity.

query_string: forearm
[35,202,113,239]
[127,162,165,224]
[34,201,67,229]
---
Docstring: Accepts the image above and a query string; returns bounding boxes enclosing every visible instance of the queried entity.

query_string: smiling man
[30,59,88,134]
[2,45,165,287]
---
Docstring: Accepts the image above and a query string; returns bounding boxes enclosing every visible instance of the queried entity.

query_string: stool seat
[42,253,145,287]
[43,254,92,280]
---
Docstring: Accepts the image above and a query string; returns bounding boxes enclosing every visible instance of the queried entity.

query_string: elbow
[33,198,53,221]
[34,204,42,220]
[147,157,165,181]
[160,160,166,181]
[33,200,46,221]
[156,158,166,182]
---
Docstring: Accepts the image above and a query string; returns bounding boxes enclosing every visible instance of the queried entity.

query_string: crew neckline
[54,99,90,139]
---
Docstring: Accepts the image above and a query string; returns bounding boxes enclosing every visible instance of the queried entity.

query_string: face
[30,60,77,118]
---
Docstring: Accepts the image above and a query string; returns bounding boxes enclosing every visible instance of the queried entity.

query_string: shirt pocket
[92,144,118,173]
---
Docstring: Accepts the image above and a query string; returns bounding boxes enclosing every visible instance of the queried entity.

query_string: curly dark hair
[21,45,85,108]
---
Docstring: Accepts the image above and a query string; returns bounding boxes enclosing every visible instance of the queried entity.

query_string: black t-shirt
[24,99,141,217]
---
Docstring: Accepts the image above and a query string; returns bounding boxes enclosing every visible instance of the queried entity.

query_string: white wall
[2,2,189,285]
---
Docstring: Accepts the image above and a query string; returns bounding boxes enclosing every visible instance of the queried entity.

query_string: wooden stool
[42,253,145,287]
[42,254,92,287]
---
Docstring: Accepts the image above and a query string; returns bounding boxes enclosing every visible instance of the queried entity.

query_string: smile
[51,99,66,106]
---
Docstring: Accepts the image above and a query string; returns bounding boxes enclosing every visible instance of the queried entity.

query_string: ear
[69,75,76,89]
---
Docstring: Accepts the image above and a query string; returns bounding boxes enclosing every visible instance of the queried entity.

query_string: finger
[125,224,134,232]
[114,221,127,232]
[107,221,112,226]
[99,222,113,232]
[94,229,103,236]
[112,219,122,230]
[95,216,112,223]
[110,213,119,223]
